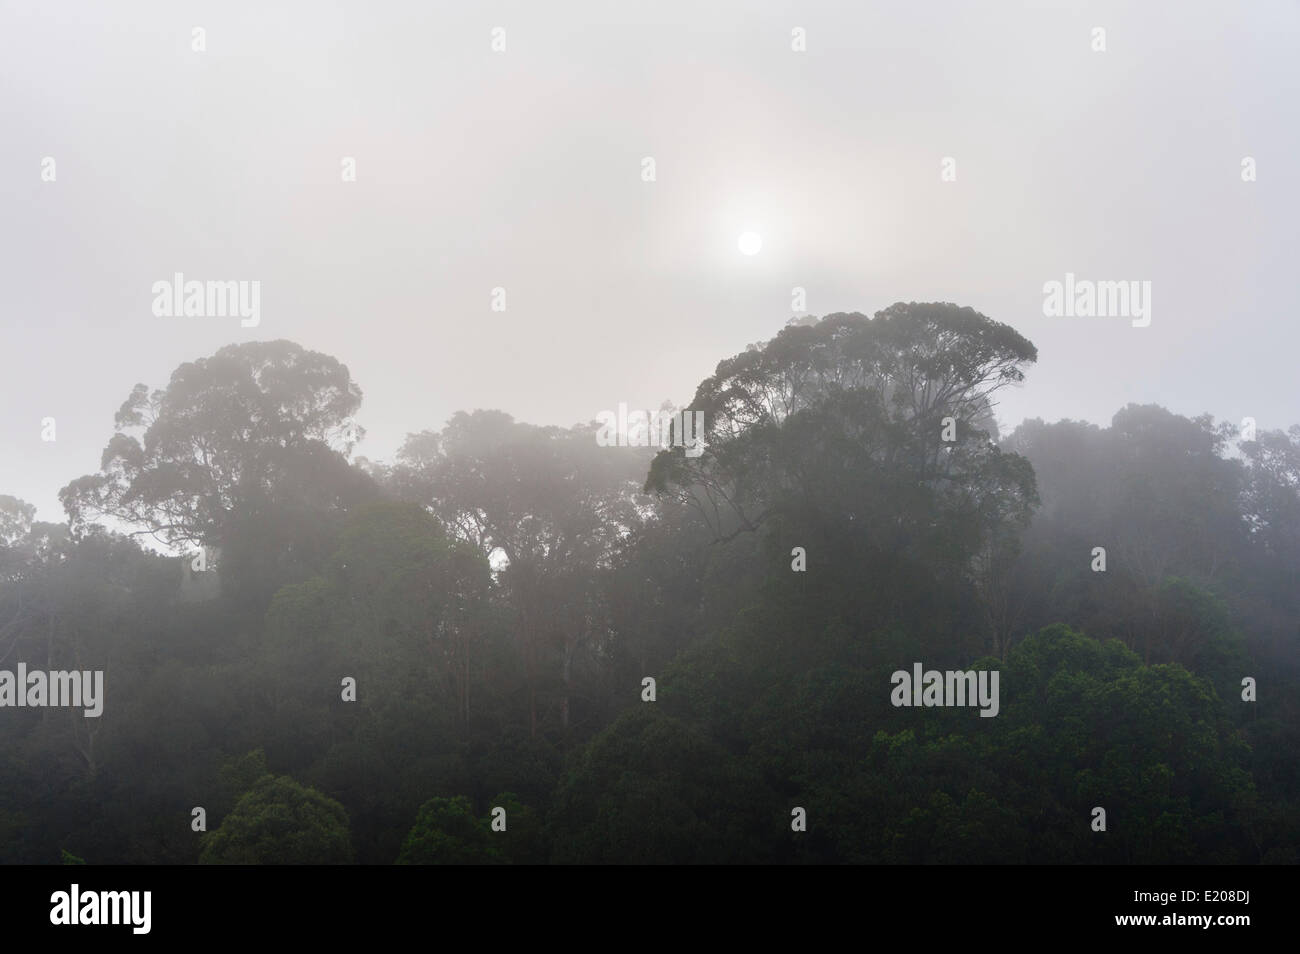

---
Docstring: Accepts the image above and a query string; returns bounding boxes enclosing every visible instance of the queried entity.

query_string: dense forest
[1,302,1296,864]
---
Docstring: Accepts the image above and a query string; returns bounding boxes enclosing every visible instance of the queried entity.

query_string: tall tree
[390,411,649,736]
[60,340,376,597]
[646,305,1039,593]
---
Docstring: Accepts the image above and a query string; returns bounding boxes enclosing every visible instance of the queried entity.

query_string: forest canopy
[1,304,1295,864]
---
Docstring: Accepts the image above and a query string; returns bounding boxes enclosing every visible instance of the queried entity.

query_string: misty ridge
[1,303,1296,864]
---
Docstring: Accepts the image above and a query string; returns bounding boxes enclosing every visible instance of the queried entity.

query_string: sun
[738,231,762,256]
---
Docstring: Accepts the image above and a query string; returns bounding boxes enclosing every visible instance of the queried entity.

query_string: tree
[262,501,491,731]
[396,795,490,864]
[199,774,354,864]
[484,792,546,864]
[646,305,1037,551]
[548,709,774,864]
[1240,425,1300,576]
[645,306,1039,653]
[0,495,35,548]
[389,411,649,736]
[60,340,376,598]
[1004,407,1250,659]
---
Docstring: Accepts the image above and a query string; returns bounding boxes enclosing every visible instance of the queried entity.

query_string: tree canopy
[2,310,1296,865]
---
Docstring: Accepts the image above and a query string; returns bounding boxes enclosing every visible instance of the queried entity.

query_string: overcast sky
[2,0,1297,523]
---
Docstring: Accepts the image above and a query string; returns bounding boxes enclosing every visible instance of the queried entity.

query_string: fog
[0,0,1296,882]
[2,0,1296,520]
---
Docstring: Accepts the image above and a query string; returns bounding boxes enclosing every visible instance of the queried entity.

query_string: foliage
[199,774,354,864]
[1,314,1296,864]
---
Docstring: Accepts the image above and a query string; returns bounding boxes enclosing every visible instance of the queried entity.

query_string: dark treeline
[1,303,1296,863]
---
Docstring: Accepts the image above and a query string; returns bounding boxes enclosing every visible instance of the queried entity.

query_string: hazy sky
[2,0,1297,523]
